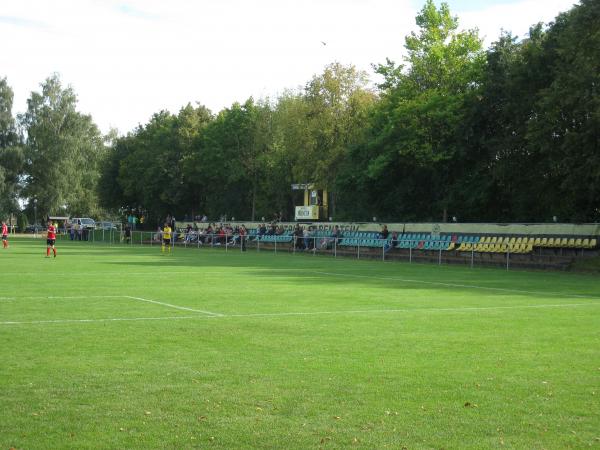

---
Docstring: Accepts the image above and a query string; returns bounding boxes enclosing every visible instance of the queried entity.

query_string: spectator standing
[380,225,389,240]
[303,227,311,250]
[124,224,132,244]
[239,224,247,251]
[2,221,9,249]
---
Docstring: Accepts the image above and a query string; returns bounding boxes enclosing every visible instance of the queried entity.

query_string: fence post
[438,245,442,265]
[334,238,337,258]
[506,245,510,271]
[274,238,277,255]
[470,248,474,269]
[382,240,385,261]
[409,244,412,264]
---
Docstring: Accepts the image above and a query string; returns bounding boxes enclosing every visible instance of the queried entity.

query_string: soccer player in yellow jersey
[162,223,172,253]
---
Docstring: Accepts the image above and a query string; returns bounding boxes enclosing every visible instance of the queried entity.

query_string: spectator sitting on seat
[385,231,398,253]
[258,223,267,236]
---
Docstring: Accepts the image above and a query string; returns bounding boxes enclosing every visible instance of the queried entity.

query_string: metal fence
[52,228,585,271]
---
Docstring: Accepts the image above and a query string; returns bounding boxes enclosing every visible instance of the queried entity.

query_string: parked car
[96,221,118,230]
[69,218,96,230]
[24,223,46,233]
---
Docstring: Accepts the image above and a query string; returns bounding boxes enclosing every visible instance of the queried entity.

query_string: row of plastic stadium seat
[453,242,533,254]
[246,229,598,252]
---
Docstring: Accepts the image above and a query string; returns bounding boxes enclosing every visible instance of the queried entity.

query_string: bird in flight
[321,41,327,46]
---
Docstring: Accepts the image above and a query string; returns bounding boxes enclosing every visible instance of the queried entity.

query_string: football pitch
[1,237,599,449]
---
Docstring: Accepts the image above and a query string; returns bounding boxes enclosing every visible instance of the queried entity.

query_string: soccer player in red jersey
[46,219,57,258]
[1,221,8,248]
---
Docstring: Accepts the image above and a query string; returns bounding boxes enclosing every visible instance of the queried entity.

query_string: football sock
[46,248,50,256]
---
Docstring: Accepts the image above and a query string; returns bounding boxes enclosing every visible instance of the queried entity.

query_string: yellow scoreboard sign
[295,206,319,220]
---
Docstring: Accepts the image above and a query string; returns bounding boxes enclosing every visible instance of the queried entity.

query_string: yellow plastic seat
[559,238,568,247]
[567,238,575,247]
[574,238,582,248]
[547,237,555,247]
[541,237,548,246]
[590,238,597,248]
[534,237,541,246]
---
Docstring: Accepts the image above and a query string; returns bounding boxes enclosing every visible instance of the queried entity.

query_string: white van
[70,218,96,230]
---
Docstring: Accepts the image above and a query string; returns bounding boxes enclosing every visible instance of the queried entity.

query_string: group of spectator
[149,218,399,254]
[165,222,248,251]
[256,222,286,237]
[68,220,90,241]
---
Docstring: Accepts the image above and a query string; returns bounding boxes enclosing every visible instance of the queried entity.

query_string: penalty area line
[124,296,224,317]
[1,302,597,326]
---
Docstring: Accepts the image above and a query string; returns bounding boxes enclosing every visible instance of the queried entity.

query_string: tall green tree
[302,63,375,216]
[20,74,105,218]
[351,0,484,221]
[0,77,24,219]
[525,0,600,221]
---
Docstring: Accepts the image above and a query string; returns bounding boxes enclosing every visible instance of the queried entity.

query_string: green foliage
[0,77,23,218]
[94,0,599,223]
[20,74,105,218]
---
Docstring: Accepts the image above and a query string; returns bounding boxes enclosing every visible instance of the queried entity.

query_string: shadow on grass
[77,246,600,300]
[15,238,600,298]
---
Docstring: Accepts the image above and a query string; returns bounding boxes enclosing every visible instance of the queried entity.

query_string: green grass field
[1,237,599,449]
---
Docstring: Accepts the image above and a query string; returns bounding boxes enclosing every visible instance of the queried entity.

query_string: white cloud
[456,0,576,46]
[0,0,577,134]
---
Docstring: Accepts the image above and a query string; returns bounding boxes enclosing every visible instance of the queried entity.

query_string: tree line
[1,0,598,227]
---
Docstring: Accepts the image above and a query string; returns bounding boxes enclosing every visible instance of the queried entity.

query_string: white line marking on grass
[226,302,597,318]
[124,296,224,317]
[0,315,211,325]
[0,295,126,300]
[310,271,600,300]
[1,302,597,326]
[0,294,224,317]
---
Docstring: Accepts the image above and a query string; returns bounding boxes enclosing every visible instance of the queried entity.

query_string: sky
[0,0,576,135]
